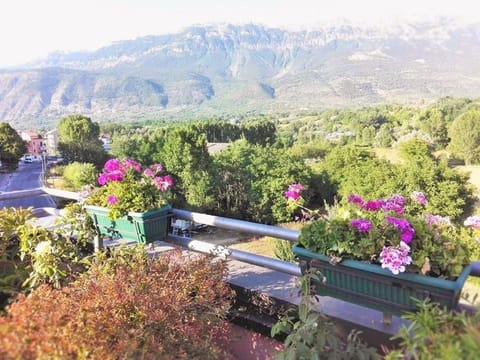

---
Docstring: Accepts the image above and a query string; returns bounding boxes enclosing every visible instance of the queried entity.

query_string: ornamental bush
[0,246,234,359]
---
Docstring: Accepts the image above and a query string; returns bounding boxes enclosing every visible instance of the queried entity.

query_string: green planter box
[293,244,472,315]
[85,204,171,244]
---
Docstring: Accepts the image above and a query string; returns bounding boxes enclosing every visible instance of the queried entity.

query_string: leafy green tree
[447,109,480,164]
[374,123,395,147]
[319,145,399,201]
[397,139,474,219]
[418,108,448,148]
[158,127,214,210]
[0,123,27,170]
[213,140,311,223]
[110,128,165,165]
[240,119,276,145]
[318,141,474,220]
[57,114,107,167]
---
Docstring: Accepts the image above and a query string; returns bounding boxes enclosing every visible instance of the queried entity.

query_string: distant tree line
[49,96,479,224]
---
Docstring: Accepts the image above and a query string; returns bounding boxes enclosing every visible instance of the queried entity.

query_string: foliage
[110,126,166,165]
[84,158,174,220]
[288,188,472,279]
[0,206,92,304]
[62,162,97,191]
[447,109,480,164]
[0,122,27,170]
[273,239,296,263]
[57,114,108,166]
[213,139,311,223]
[159,127,214,210]
[0,208,33,299]
[385,300,480,360]
[272,269,379,359]
[317,141,474,221]
[0,247,234,359]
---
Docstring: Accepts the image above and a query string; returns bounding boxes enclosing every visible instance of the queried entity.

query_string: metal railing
[3,186,480,279]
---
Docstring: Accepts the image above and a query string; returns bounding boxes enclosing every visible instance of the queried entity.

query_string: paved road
[0,161,55,209]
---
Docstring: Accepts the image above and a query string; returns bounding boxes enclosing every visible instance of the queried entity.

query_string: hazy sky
[0,0,477,67]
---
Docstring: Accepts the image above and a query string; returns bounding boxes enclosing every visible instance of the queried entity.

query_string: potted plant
[284,184,476,315]
[84,158,174,244]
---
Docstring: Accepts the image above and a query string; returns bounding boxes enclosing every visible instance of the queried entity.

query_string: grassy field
[229,222,303,258]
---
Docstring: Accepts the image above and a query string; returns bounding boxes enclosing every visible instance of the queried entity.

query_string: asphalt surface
[0,161,55,209]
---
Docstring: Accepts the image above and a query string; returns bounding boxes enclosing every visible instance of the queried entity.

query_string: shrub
[0,208,32,303]
[62,162,97,190]
[273,239,296,263]
[272,270,379,359]
[0,246,234,359]
[385,301,480,359]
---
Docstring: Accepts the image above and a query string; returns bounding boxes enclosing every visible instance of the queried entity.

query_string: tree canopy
[447,109,480,165]
[57,115,107,167]
[0,123,27,170]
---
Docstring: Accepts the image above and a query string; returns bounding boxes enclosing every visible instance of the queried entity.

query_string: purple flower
[347,194,365,207]
[107,170,124,182]
[288,183,305,193]
[379,241,412,275]
[400,228,415,243]
[284,183,305,201]
[411,191,427,206]
[363,199,384,211]
[144,168,154,177]
[382,201,404,215]
[285,190,300,201]
[123,158,141,172]
[385,216,415,243]
[152,163,164,172]
[104,159,121,172]
[153,175,174,191]
[350,218,372,232]
[464,215,480,229]
[386,194,406,207]
[98,173,108,186]
[425,214,451,228]
[107,195,119,205]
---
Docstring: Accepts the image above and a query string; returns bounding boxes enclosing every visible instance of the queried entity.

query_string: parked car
[23,155,33,163]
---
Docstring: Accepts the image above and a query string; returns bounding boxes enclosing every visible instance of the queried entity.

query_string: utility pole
[40,143,47,184]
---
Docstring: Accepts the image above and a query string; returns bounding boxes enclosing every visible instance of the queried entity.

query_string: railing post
[94,235,103,252]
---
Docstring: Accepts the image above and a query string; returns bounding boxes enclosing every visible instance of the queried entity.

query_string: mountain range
[2,19,480,129]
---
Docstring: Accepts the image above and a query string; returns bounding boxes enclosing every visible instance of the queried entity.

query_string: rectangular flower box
[293,244,472,315]
[85,204,171,244]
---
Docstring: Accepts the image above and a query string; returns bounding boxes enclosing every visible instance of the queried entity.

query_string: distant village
[20,129,111,161]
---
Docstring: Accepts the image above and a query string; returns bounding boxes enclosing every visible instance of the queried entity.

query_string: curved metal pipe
[172,208,300,242]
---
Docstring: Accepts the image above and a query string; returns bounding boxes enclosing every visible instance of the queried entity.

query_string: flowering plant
[85,158,174,220]
[285,184,473,279]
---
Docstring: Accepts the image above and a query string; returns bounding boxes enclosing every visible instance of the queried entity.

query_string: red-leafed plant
[0,246,234,359]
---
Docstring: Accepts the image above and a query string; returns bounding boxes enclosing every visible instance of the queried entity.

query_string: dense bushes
[385,301,480,359]
[0,246,234,359]
[62,162,97,191]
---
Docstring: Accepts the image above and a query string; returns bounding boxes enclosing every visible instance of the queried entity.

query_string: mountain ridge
[2,20,480,129]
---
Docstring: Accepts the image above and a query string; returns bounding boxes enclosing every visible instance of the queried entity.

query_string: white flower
[35,241,53,256]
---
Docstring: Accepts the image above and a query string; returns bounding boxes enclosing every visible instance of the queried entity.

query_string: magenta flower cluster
[285,184,432,275]
[95,158,174,214]
[347,194,419,243]
[284,183,305,201]
[347,193,421,274]
[98,158,174,193]
[379,241,412,275]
